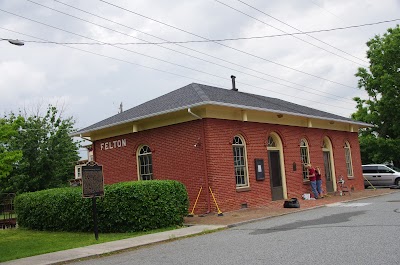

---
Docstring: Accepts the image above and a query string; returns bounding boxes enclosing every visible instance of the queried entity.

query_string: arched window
[267,135,277,148]
[232,135,249,187]
[322,139,328,149]
[344,141,354,177]
[137,145,153,180]
[300,139,310,180]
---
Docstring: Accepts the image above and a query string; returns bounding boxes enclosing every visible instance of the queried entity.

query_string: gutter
[73,102,371,137]
[187,108,211,214]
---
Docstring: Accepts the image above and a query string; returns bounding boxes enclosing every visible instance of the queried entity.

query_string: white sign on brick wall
[100,139,127,150]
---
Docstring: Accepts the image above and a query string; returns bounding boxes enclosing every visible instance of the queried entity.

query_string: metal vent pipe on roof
[231,75,238,91]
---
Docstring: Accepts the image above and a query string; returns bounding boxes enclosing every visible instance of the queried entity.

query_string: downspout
[188,108,211,214]
[92,140,96,162]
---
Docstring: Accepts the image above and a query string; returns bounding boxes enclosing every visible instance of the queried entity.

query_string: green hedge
[15,180,189,232]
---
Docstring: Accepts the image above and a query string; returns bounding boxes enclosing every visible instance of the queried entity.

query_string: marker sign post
[82,161,104,240]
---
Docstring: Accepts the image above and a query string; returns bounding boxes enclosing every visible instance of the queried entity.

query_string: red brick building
[73,83,369,214]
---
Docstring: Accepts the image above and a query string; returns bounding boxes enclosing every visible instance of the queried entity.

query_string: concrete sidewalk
[184,188,398,227]
[2,225,226,265]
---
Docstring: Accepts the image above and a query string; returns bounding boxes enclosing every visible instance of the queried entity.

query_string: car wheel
[395,178,400,186]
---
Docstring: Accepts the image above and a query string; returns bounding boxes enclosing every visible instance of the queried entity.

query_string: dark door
[323,151,334,192]
[268,150,283,200]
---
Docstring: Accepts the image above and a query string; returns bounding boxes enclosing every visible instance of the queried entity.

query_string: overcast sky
[1,0,400,132]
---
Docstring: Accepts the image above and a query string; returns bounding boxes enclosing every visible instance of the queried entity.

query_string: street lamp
[1,38,24,46]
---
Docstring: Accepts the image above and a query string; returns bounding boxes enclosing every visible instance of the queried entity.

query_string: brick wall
[203,119,363,212]
[94,120,209,213]
[93,118,364,214]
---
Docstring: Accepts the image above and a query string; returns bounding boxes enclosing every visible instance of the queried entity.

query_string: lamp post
[1,38,24,46]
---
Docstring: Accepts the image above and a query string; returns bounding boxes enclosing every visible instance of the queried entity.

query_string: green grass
[0,226,177,263]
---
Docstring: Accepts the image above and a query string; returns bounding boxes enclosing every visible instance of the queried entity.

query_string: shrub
[15,180,189,232]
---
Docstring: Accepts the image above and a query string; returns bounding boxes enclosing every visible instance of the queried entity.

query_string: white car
[362,164,400,188]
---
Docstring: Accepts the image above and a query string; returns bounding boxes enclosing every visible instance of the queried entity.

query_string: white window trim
[233,135,250,189]
[300,139,310,181]
[75,165,82,179]
[137,145,153,181]
[344,141,354,178]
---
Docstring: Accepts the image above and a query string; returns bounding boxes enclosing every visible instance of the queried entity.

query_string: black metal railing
[0,193,16,229]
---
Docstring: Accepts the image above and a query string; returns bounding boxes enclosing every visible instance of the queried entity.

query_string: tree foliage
[352,25,400,166]
[0,115,24,180]
[0,105,79,194]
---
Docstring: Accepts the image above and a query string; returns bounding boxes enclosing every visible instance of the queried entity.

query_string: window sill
[236,187,251,192]
[347,176,355,180]
[303,179,310,184]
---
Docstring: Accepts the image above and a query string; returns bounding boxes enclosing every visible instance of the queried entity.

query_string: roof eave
[71,101,372,137]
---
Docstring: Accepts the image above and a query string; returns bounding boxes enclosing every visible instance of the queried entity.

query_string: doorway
[323,151,334,192]
[322,137,336,192]
[268,150,283,200]
[267,133,286,201]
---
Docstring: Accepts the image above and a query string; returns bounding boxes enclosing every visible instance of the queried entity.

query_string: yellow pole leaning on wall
[209,187,223,216]
[187,186,202,217]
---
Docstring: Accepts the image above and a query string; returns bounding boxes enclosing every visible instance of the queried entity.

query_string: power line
[309,0,372,37]
[216,0,366,67]
[2,4,360,112]
[0,26,356,116]
[0,7,354,107]
[3,2,361,107]
[98,0,358,90]
[233,0,368,64]
[0,27,225,88]
[309,0,341,19]
[4,16,399,45]
[0,0,382,106]
[36,0,358,103]
[21,1,349,103]
[1,6,230,82]
[24,1,239,82]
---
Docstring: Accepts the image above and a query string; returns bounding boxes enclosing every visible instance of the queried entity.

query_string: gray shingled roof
[74,83,370,135]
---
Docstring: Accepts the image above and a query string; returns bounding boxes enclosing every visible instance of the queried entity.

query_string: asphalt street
[70,192,400,265]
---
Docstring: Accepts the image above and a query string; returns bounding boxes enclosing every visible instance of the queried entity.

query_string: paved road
[71,192,400,265]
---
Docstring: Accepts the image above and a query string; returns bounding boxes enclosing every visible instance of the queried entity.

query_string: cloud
[0,0,399,128]
[0,61,47,102]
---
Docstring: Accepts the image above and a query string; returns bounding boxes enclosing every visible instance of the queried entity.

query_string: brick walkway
[184,188,399,227]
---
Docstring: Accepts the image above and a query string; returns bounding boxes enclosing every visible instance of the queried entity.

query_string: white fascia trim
[72,101,371,136]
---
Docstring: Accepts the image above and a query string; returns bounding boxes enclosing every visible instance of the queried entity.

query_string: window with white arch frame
[232,135,249,188]
[267,135,277,148]
[300,139,310,180]
[137,145,153,180]
[344,141,354,177]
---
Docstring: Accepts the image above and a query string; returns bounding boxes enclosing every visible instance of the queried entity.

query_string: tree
[352,25,400,166]
[0,105,80,193]
[0,115,24,181]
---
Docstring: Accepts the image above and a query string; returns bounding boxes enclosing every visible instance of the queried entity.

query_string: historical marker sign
[82,161,104,198]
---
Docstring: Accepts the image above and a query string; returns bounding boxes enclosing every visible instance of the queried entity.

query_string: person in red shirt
[306,163,319,199]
